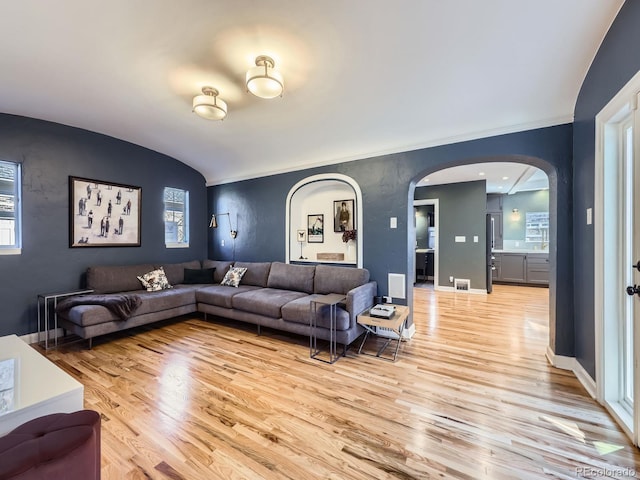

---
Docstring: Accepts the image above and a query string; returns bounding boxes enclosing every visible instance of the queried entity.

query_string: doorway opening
[414,199,438,288]
[408,157,554,360]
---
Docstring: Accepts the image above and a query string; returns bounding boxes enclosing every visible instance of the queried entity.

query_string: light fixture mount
[246,55,284,99]
[209,212,238,239]
[193,86,227,121]
[256,55,275,69]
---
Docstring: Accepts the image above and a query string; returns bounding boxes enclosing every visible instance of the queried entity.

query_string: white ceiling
[417,162,548,194]
[0,1,623,186]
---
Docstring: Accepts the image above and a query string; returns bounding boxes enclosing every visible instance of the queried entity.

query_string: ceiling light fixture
[246,55,284,99]
[193,87,227,121]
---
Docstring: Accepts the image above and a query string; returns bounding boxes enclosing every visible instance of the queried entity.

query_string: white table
[0,334,84,436]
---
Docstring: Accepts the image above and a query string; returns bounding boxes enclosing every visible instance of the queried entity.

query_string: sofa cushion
[158,260,201,285]
[233,262,271,287]
[134,286,196,315]
[60,286,198,327]
[267,262,315,294]
[281,295,350,330]
[195,284,261,309]
[232,288,308,318]
[202,260,234,283]
[183,267,216,284]
[137,267,172,292]
[87,263,156,293]
[221,267,247,287]
[314,265,370,295]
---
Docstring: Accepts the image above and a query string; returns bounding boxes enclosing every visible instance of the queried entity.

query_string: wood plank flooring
[38,285,640,479]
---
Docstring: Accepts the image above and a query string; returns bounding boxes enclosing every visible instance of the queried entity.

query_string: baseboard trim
[573,359,597,399]
[20,332,40,345]
[433,286,487,294]
[402,323,416,339]
[20,329,63,346]
[545,345,574,370]
[545,346,596,399]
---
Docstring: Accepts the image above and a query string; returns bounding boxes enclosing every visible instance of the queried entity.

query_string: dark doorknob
[626,285,640,296]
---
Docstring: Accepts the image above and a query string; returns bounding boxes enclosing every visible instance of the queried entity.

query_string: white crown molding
[206,116,573,186]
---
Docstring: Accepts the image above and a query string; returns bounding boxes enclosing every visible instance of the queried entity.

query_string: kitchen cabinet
[525,253,549,285]
[415,251,426,281]
[486,194,503,212]
[492,252,549,286]
[499,253,527,283]
[426,251,434,278]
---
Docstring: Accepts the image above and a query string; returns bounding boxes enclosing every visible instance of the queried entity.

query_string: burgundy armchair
[0,410,101,480]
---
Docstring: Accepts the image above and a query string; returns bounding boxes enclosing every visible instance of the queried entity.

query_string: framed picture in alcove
[69,176,141,247]
[307,214,324,243]
[333,199,355,232]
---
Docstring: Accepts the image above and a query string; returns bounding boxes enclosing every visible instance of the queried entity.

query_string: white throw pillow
[220,267,247,288]
[137,267,172,292]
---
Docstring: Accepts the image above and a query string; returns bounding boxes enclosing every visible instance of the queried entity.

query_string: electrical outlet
[449,276,454,283]
[221,239,225,247]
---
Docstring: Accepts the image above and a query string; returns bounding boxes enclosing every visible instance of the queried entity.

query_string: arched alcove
[286,174,363,267]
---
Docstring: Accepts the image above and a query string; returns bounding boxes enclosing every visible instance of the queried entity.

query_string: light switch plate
[455,236,465,242]
[390,217,397,228]
[473,235,479,243]
[587,207,592,225]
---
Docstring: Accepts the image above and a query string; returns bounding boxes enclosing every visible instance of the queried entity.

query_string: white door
[597,88,640,445]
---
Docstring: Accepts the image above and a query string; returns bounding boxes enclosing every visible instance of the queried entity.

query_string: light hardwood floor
[39,285,640,479]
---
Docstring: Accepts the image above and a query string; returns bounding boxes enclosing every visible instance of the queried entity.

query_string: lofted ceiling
[0,1,623,186]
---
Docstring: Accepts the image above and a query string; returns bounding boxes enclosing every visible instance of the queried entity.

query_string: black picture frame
[333,199,355,232]
[69,176,141,247]
[307,214,324,243]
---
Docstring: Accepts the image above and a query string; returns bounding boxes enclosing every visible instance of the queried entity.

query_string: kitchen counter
[492,249,548,254]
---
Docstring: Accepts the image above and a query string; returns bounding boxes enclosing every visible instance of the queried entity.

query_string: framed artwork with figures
[69,176,141,247]
[333,199,354,232]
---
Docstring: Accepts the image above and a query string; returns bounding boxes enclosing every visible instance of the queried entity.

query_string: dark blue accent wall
[0,114,208,337]
[209,124,574,355]
[573,0,640,378]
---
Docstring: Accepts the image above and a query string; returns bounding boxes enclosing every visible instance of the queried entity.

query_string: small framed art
[333,199,354,232]
[307,214,324,243]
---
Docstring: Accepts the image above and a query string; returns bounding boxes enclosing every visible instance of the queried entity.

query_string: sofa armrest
[346,281,377,327]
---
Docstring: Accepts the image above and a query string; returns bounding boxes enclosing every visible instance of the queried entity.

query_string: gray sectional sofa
[57,260,377,350]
